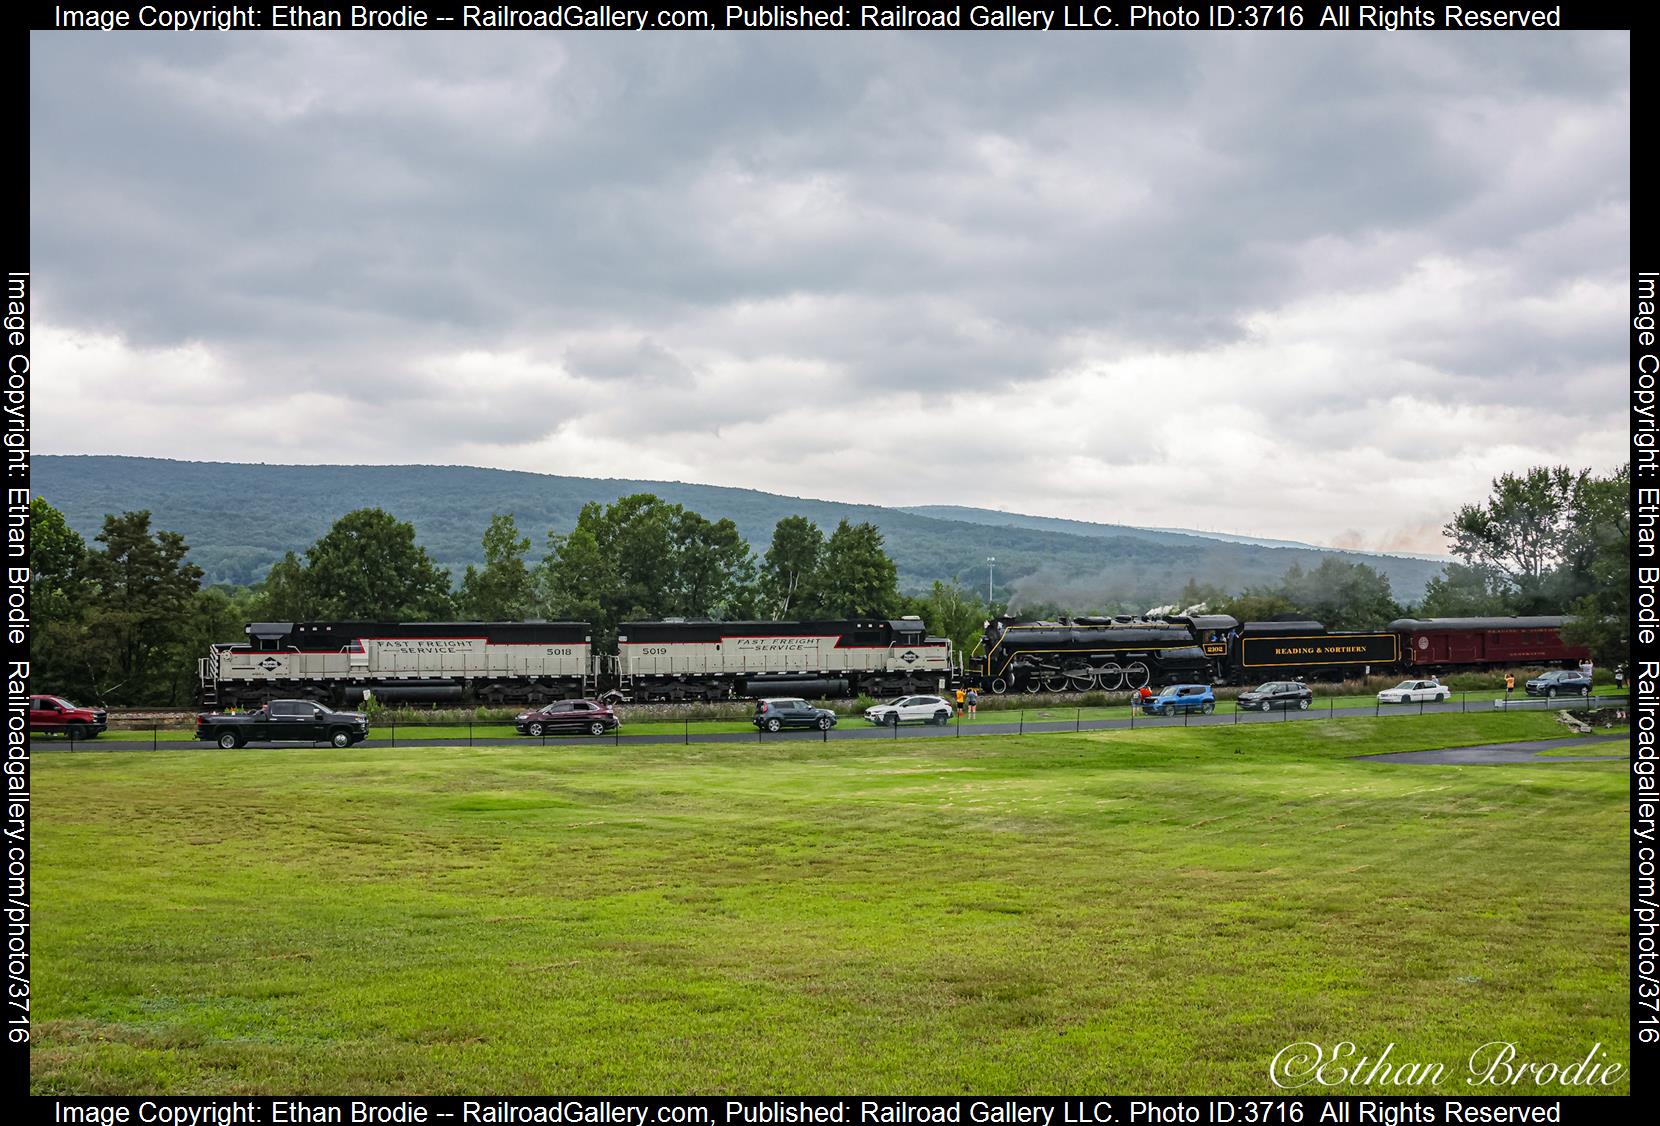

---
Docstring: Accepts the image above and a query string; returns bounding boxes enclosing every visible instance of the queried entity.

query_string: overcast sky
[32,31,1629,554]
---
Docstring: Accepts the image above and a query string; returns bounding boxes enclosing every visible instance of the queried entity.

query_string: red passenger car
[1389,616,1588,670]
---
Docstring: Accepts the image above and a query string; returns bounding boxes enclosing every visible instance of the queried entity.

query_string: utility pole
[986,556,996,608]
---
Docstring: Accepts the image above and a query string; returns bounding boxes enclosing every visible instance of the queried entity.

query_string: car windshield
[1157,687,1180,698]
[885,698,906,706]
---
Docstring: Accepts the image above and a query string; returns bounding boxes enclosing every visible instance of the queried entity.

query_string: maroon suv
[29,695,108,739]
[514,699,621,737]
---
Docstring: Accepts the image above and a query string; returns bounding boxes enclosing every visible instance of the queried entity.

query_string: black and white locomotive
[199,611,1591,707]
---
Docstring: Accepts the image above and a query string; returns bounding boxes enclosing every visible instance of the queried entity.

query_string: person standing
[955,686,966,716]
[966,687,979,717]
[1504,672,1515,700]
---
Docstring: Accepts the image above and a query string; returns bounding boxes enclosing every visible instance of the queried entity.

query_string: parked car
[1524,670,1593,699]
[515,699,620,737]
[1236,682,1314,712]
[28,695,108,739]
[1377,679,1451,705]
[1141,684,1215,715]
[863,695,955,726]
[753,698,838,732]
[195,700,369,749]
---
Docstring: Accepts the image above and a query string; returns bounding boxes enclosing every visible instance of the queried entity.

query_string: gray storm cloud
[30,30,1629,552]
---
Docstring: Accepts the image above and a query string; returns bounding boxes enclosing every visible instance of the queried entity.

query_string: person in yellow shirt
[1504,672,1515,699]
[955,687,967,716]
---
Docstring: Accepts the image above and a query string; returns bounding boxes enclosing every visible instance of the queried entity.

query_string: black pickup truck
[196,700,371,749]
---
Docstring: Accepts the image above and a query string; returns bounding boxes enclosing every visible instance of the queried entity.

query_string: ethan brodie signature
[1268,1042,1624,1089]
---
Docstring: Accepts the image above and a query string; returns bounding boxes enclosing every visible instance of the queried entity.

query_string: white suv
[864,695,955,726]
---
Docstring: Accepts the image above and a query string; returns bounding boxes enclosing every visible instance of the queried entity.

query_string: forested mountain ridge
[33,456,1445,606]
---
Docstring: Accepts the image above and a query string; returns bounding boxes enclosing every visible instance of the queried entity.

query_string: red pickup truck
[29,695,108,739]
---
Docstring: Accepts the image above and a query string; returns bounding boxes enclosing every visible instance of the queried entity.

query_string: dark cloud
[30,31,1629,550]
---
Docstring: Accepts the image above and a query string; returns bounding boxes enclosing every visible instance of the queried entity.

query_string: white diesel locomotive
[199,617,954,707]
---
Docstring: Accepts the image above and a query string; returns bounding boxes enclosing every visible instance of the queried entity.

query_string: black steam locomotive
[967,612,1583,694]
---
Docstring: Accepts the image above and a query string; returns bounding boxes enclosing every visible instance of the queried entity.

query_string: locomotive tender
[199,612,1590,707]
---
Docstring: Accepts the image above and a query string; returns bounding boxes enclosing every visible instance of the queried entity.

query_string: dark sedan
[514,699,621,737]
[1524,670,1592,699]
[1235,681,1314,712]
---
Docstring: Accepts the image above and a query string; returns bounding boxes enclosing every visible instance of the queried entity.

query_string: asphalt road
[38,694,1632,753]
[1355,732,1630,765]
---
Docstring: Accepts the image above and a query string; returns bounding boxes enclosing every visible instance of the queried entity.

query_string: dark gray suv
[752,698,837,732]
[1236,681,1314,712]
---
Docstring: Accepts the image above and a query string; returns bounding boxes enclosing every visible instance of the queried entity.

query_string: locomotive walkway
[42,694,1632,754]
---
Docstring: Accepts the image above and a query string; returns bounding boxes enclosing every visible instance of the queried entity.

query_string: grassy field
[32,712,1628,1094]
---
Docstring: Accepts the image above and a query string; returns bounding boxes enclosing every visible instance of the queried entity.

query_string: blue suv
[1142,684,1216,715]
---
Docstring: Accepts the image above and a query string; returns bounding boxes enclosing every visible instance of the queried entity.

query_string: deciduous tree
[303,508,453,620]
[458,513,536,620]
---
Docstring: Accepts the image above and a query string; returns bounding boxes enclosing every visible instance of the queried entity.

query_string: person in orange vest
[955,686,966,716]
[1504,672,1515,699]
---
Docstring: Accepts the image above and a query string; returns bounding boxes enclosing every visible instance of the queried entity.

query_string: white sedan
[864,695,956,726]
[1377,679,1451,705]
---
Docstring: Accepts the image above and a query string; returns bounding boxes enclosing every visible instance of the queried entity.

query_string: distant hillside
[33,456,1446,607]
[902,505,1451,561]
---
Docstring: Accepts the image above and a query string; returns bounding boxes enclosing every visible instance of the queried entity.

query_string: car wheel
[67,724,89,741]
[1547,687,1557,699]
[1261,701,1272,713]
[817,716,833,731]
[217,731,240,750]
[330,730,351,748]
[528,721,545,737]
[889,712,900,727]
[1580,686,1590,697]
[589,721,607,736]
[1202,702,1214,715]
[935,711,950,725]
[1298,699,1310,710]
[765,718,781,733]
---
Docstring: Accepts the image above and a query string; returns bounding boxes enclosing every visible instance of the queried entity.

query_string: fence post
[684,716,689,746]
[1461,693,1466,713]
[153,723,158,751]
[469,719,473,746]
[1076,707,1081,733]
[1019,710,1024,735]
[1233,706,1238,726]
[1329,698,1333,720]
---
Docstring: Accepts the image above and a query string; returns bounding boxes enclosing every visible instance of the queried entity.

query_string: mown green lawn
[32,713,1628,1095]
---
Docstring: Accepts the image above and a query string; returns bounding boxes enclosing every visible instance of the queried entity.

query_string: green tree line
[1154,463,1630,668]
[30,462,1628,705]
